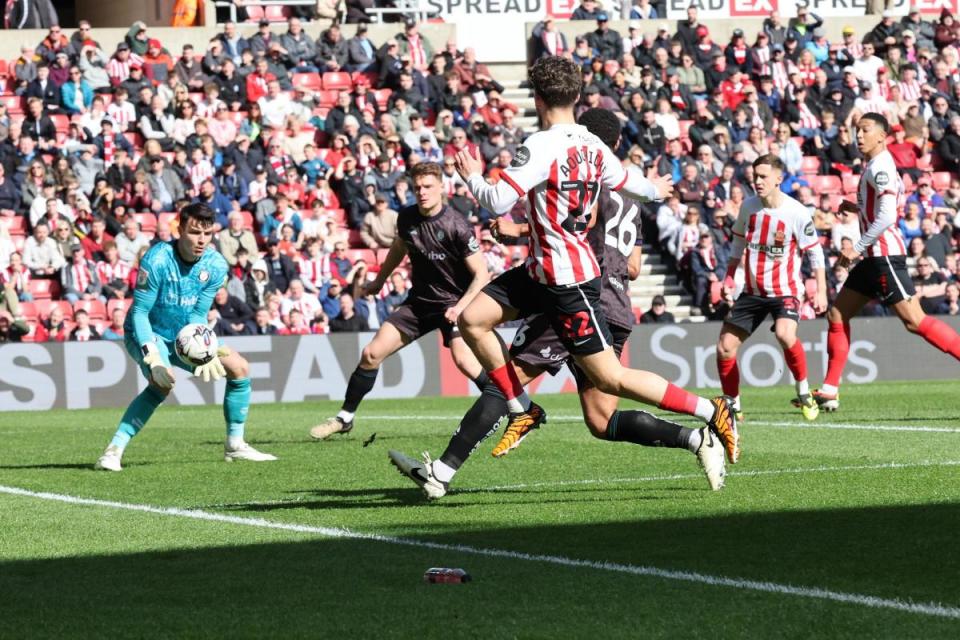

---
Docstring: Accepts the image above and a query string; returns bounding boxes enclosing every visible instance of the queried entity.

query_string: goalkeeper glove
[194,345,230,383]
[142,343,175,391]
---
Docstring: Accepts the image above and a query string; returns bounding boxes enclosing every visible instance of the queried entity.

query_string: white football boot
[388,450,448,500]
[94,444,124,472]
[695,427,726,491]
[224,439,277,462]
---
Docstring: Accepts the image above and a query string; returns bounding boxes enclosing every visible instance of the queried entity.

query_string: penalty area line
[0,484,959,620]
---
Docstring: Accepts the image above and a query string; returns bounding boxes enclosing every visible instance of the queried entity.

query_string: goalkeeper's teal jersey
[124,241,228,345]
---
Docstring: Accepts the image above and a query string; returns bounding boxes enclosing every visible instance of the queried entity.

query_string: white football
[175,324,219,366]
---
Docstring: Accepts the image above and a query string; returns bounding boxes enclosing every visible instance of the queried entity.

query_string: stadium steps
[631,244,703,323]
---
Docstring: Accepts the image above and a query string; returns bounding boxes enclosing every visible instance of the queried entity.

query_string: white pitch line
[0,484,958,621]
[205,460,960,506]
[358,415,960,434]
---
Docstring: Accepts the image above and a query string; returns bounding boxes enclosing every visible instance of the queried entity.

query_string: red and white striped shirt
[732,194,819,298]
[297,255,329,289]
[856,150,907,258]
[1,265,30,291]
[281,294,322,320]
[406,34,427,69]
[106,54,144,85]
[189,160,215,193]
[96,259,131,284]
[795,101,820,130]
[765,60,797,92]
[70,262,93,293]
[898,78,922,103]
[482,124,635,286]
[107,101,137,131]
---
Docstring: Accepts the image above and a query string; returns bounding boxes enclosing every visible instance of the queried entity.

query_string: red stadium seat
[932,171,952,191]
[916,156,932,171]
[327,208,346,226]
[133,213,157,234]
[677,120,694,140]
[800,156,820,175]
[1,94,22,113]
[322,72,352,91]
[239,210,254,231]
[841,173,859,194]
[33,299,72,320]
[823,194,844,212]
[808,175,842,194]
[347,228,364,248]
[347,248,377,266]
[316,90,339,108]
[50,114,70,133]
[373,88,392,110]
[158,212,178,233]
[27,279,61,301]
[106,299,133,318]
[0,59,8,77]
[292,72,322,92]
[376,248,390,264]
[73,299,107,320]
[18,301,37,322]
[244,5,264,21]
[264,5,289,21]
[0,215,26,235]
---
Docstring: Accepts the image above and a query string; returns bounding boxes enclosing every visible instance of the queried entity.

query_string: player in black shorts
[387,109,727,497]
[309,162,492,439]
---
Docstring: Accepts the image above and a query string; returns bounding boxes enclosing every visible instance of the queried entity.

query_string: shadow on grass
[2,503,960,638]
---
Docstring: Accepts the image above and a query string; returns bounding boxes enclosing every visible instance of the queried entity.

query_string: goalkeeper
[95,203,276,471]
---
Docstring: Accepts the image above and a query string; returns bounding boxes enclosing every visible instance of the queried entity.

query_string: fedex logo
[731,0,776,15]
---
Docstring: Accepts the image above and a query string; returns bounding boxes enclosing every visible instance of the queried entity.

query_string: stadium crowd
[1,6,960,345]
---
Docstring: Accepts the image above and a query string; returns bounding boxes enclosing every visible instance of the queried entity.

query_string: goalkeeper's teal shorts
[124,333,194,380]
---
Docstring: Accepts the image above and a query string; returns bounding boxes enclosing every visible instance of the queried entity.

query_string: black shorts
[724,294,800,335]
[483,266,613,356]
[510,315,632,389]
[843,255,915,306]
[385,302,460,347]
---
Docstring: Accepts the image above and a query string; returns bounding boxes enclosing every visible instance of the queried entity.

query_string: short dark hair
[179,202,216,227]
[529,56,582,109]
[753,154,786,173]
[860,112,890,134]
[577,108,621,149]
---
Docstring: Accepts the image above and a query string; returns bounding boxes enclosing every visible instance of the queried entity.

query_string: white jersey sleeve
[498,132,554,197]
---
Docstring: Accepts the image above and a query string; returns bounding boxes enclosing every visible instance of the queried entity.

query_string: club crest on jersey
[774,230,785,246]
[804,222,814,236]
[437,230,445,241]
[136,269,149,289]
[198,270,210,283]
[875,171,889,186]
[468,237,480,253]
[511,146,530,167]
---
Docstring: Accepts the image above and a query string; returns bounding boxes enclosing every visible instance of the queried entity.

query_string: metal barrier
[213,0,319,24]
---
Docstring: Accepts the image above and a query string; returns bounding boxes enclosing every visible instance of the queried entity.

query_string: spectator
[361,193,398,250]
[640,294,675,323]
[96,241,130,300]
[193,178,232,230]
[915,257,948,314]
[2,252,32,301]
[213,286,254,335]
[36,305,69,342]
[115,217,150,264]
[316,24,349,73]
[61,244,101,303]
[264,237,297,293]
[252,306,277,335]
[101,307,125,340]
[937,282,960,315]
[69,308,100,341]
[383,271,408,314]
[279,17,317,73]
[921,217,952,268]
[907,176,948,218]
[23,222,65,276]
[218,211,258,266]
[690,232,722,311]
[329,292,368,332]
[347,24,377,72]
[260,193,303,242]
[0,309,28,343]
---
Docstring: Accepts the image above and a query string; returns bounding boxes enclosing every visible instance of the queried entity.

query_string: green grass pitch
[1,381,959,639]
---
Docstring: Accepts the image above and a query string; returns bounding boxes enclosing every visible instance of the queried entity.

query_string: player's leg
[716,324,747,419]
[580,384,725,491]
[95,336,173,471]
[458,291,527,409]
[447,332,491,390]
[891,296,960,360]
[220,349,276,462]
[389,358,537,499]
[818,287,869,407]
[310,321,408,439]
[572,349,740,463]
[775,317,817,421]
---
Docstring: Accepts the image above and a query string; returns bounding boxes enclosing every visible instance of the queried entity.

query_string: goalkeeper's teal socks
[224,378,251,439]
[110,386,166,449]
